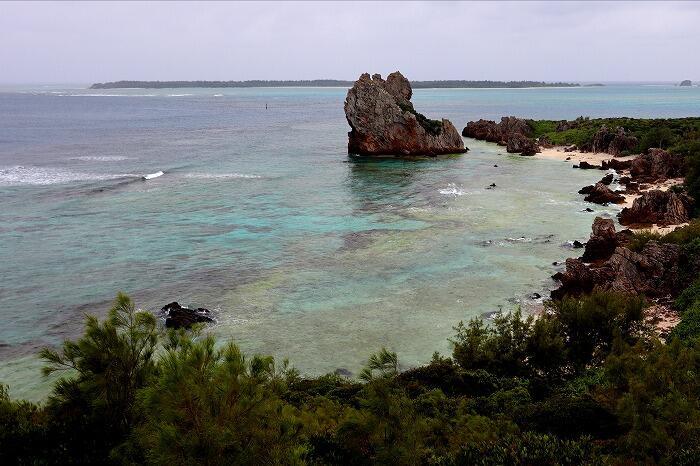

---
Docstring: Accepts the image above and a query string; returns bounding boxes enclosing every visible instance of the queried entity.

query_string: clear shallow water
[1,84,699,400]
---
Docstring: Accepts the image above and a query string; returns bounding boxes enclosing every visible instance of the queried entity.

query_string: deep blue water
[1,84,699,399]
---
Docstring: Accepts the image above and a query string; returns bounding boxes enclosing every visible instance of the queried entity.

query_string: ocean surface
[1,83,699,400]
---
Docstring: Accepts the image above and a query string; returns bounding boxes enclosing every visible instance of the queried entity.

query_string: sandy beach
[537,146,687,233]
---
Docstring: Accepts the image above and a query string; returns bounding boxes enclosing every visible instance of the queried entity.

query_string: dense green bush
[675,278,700,313]
[2,291,700,464]
[627,229,663,252]
[670,304,700,343]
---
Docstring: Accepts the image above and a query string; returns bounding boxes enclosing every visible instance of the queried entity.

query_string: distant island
[89,79,581,89]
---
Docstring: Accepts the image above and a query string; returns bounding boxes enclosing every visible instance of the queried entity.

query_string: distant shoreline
[89,79,582,90]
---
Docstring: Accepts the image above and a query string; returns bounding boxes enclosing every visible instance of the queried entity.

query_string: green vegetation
[530,117,700,209]
[90,80,580,90]
[398,101,443,135]
[4,289,700,464]
[529,116,700,153]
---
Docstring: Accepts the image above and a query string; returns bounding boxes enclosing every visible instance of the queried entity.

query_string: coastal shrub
[130,334,307,465]
[39,292,158,463]
[627,230,662,252]
[603,338,700,461]
[451,309,567,380]
[675,278,700,313]
[518,394,618,439]
[551,291,647,371]
[451,432,598,466]
[669,304,700,343]
[662,219,700,244]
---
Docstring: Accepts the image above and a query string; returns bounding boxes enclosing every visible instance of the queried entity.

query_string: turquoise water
[1,84,699,400]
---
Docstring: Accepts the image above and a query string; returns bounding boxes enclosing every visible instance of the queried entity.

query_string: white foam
[439,183,466,196]
[167,94,193,97]
[143,171,164,180]
[184,173,262,180]
[70,156,131,162]
[0,166,136,186]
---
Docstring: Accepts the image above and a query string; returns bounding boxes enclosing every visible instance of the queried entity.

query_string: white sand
[537,147,687,233]
[535,146,637,164]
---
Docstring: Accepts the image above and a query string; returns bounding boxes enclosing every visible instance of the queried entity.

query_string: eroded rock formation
[629,149,685,183]
[344,72,466,156]
[591,125,638,155]
[580,182,626,205]
[581,217,633,263]
[552,240,689,300]
[618,190,692,226]
[462,116,539,155]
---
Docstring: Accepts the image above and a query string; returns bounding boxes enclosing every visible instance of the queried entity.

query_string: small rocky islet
[343,72,466,157]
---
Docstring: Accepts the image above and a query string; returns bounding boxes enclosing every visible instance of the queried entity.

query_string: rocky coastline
[462,116,697,335]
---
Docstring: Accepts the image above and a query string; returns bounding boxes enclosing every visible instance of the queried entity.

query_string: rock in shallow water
[344,72,466,157]
[161,301,214,329]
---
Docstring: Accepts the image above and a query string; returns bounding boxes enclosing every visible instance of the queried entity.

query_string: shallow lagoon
[1,84,699,399]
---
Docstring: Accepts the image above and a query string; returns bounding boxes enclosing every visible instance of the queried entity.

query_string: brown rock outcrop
[506,133,539,156]
[591,125,638,155]
[629,148,685,183]
[581,217,615,262]
[344,72,466,156]
[618,190,692,226]
[462,116,539,155]
[552,241,688,300]
[583,182,626,205]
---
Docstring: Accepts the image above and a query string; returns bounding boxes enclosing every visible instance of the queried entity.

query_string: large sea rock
[344,72,466,156]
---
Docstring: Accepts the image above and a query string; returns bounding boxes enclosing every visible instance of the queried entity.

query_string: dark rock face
[629,149,685,183]
[583,182,626,205]
[680,80,692,87]
[462,116,539,155]
[591,125,638,155]
[462,119,500,141]
[619,190,693,226]
[581,217,633,263]
[345,72,465,156]
[573,161,602,170]
[506,132,539,156]
[552,241,689,300]
[601,159,632,170]
[600,173,614,185]
[161,301,214,329]
[581,217,616,262]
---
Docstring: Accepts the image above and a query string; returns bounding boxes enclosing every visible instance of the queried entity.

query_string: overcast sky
[2,1,699,84]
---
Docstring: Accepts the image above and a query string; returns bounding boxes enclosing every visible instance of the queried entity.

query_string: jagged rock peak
[344,71,466,157]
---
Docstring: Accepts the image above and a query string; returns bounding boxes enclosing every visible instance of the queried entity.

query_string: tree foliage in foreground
[2,290,700,464]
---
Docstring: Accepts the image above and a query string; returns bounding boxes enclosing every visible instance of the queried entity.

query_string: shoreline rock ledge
[344,72,466,156]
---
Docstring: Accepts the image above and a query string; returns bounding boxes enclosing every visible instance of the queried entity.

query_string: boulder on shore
[160,301,214,329]
[618,190,692,226]
[344,72,466,156]
[581,217,633,263]
[583,182,626,205]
